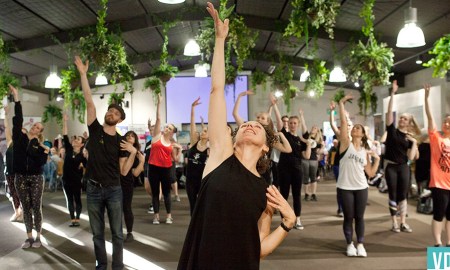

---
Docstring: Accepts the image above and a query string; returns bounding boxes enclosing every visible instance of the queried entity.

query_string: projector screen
[166,76,248,124]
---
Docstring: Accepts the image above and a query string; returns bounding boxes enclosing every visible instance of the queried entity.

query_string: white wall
[4,67,448,141]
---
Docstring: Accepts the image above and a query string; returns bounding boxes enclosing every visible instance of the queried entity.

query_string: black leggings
[121,182,134,233]
[278,162,302,216]
[15,174,44,233]
[63,184,82,220]
[431,188,450,222]
[6,174,20,209]
[186,175,202,216]
[338,188,368,244]
[148,164,172,214]
[385,163,410,216]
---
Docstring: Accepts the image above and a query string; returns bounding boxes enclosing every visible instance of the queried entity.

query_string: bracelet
[280,222,291,232]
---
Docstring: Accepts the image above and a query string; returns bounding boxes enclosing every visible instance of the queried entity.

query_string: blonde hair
[401,113,421,136]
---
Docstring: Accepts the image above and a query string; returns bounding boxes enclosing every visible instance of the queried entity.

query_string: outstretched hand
[266,185,295,227]
[192,97,201,107]
[392,80,398,94]
[339,94,353,104]
[206,2,229,39]
[74,56,89,75]
[329,101,336,110]
[238,90,254,97]
[424,83,431,99]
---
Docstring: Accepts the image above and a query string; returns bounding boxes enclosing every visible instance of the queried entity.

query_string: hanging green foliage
[78,0,135,93]
[108,92,125,106]
[423,34,450,78]
[0,73,19,108]
[345,0,393,116]
[196,0,258,74]
[250,69,268,91]
[304,60,329,98]
[151,21,179,85]
[58,65,88,123]
[358,89,378,116]
[42,103,63,128]
[284,84,299,112]
[284,0,340,40]
[332,89,352,104]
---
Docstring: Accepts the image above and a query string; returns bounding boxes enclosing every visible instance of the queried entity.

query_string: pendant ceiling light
[396,1,425,48]
[329,66,347,82]
[45,65,62,89]
[184,39,201,56]
[158,0,185,4]
[299,70,310,82]
[194,63,210,78]
[95,72,108,86]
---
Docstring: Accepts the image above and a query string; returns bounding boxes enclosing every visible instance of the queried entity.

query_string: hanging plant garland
[42,103,63,128]
[304,60,329,98]
[108,92,125,107]
[250,69,268,91]
[78,0,135,93]
[58,65,88,124]
[345,0,394,116]
[0,33,19,105]
[196,0,258,74]
[423,34,450,78]
[151,21,179,86]
[284,0,340,40]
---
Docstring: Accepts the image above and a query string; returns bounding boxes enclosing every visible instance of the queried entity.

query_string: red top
[148,139,173,168]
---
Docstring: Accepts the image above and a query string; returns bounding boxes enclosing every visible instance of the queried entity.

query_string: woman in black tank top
[178,5,295,269]
[186,98,209,215]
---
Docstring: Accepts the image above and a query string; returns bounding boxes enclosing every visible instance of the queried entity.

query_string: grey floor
[0,177,433,269]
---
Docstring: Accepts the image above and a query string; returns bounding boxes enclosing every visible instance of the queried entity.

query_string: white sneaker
[356,243,367,257]
[346,242,357,257]
[166,217,173,224]
[152,218,160,225]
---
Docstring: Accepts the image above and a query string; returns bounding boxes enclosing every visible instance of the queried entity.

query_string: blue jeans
[87,182,124,270]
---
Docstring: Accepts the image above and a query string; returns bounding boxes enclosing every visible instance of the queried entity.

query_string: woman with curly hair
[178,3,295,269]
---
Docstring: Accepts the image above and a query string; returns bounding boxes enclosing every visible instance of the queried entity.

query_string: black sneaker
[311,194,318,201]
[124,233,134,243]
[304,194,310,201]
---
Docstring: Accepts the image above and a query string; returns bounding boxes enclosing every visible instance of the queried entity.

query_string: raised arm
[232,90,253,127]
[4,105,12,146]
[298,109,307,135]
[386,80,398,126]
[62,112,68,136]
[119,141,138,176]
[424,84,436,131]
[203,2,232,176]
[273,132,292,153]
[9,85,23,141]
[151,94,162,142]
[329,101,340,138]
[74,56,96,125]
[364,150,380,178]
[338,94,353,153]
[190,97,201,146]
[270,93,283,131]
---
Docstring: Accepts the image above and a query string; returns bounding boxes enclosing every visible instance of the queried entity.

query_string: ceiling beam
[8,7,397,53]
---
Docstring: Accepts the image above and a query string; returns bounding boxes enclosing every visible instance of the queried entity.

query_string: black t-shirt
[120,151,140,186]
[62,135,87,185]
[85,119,124,186]
[279,127,303,165]
[384,123,412,164]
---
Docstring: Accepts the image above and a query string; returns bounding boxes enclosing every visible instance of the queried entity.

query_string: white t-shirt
[337,143,368,190]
